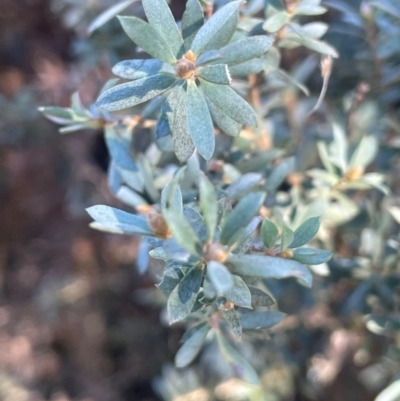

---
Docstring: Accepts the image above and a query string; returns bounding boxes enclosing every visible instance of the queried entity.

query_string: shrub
[41,0,400,398]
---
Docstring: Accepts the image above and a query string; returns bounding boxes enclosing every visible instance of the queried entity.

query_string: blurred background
[1,0,399,400]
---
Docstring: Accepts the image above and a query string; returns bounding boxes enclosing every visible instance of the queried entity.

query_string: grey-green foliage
[39,0,346,388]
[95,0,274,162]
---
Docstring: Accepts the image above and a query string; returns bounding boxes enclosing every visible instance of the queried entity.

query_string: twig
[307,56,333,118]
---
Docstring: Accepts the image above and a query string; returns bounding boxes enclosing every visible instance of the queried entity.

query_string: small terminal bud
[175,51,197,79]
[204,243,228,264]
[146,209,171,239]
[345,166,365,182]
[277,249,294,259]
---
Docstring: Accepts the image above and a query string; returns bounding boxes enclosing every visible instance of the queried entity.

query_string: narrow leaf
[261,218,279,249]
[207,261,234,294]
[266,157,296,191]
[87,205,154,235]
[201,79,257,127]
[96,74,176,111]
[349,136,378,170]
[223,309,242,337]
[142,0,184,58]
[186,81,215,160]
[220,192,266,245]
[119,16,176,63]
[175,324,210,367]
[168,264,204,323]
[216,331,260,385]
[199,174,218,241]
[227,254,313,287]
[163,208,202,256]
[191,0,243,56]
[112,59,167,80]
[182,0,204,50]
[203,9,239,51]
[197,64,232,85]
[229,58,266,76]
[88,0,137,35]
[290,216,321,248]
[240,311,285,329]
[263,11,290,33]
[294,5,326,15]
[248,286,275,307]
[292,248,332,265]
[281,224,294,250]
[224,275,252,308]
[219,35,274,66]
[207,98,242,137]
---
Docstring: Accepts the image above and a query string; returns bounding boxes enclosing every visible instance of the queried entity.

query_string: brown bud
[146,209,171,239]
[277,249,294,259]
[224,300,235,310]
[345,166,365,182]
[204,243,228,264]
[175,51,197,79]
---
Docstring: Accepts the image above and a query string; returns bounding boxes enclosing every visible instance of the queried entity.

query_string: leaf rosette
[95,0,273,162]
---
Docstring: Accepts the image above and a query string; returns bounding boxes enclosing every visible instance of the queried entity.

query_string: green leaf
[225,173,263,201]
[168,264,204,323]
[88,0,137,35]
[199,174,218,241]
[197,64,232,85]
[266,157,296,191]
[87,205,154,236]
[302,22,329,39]
[281,224,294,251]
[248,286,275,307]
[240,311,285,329]
[229,58,266,76]
[207,98,242,137]
[219,35,274,66]
[261,218,279,249]
[96,74,176,111]
[157,263,185,296]
[292,248,332,265]
[142,0,184,58]
[232,216,263,255]
[349,136,378,170]
[220,192,266,245]
[224,275,252,308]
[263,11,290,33]
[182,0,204,50]
[186,81,215,161]
[227,254,313,287]
[203,9,239,52]
[175,323,210,368]
[294,4,326,15]
[163,208,202,256]
[112,59,167,80]
[216,331,260,385]
[290,216,321,248]
[161,182,183,213]
[39,106,81,124]
[207,261,233,294]
[165,83,196,163]
[293,36,339,58]
[118,16,177,63]
[190,0,243,56]
[200,79,257,127]
[196,50,223,66]
[183,206,207,243]
[223,309,242,336]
